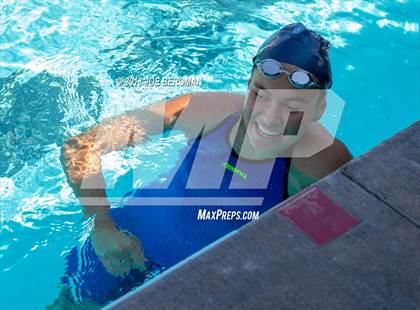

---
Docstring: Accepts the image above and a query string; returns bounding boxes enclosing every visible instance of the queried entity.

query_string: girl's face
[242,62,325,157]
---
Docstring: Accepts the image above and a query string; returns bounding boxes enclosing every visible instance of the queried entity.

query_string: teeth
[257,122,282,136]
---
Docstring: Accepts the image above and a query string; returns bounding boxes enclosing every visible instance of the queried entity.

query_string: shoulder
[310,138,353,176]
[291,125,353,180]
[291,138,353,180]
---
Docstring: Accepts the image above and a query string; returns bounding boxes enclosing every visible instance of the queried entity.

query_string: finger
[118,253,134,274]
[101,256,117,276]
[126,232,142,248]
[110,250,133,275]
[125,232,148,270]
[102,251,130,276]
[132,251,147,271]
[129,244,147,271]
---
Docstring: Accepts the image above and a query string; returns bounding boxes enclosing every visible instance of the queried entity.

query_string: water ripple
[0,0,418,308]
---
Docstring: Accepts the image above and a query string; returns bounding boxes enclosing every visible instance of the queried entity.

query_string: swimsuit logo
[223,162,247,180]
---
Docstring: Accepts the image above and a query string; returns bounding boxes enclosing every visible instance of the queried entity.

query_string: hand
[91,223,147,277]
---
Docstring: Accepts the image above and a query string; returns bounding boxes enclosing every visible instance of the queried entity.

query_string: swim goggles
[254,58,320,89]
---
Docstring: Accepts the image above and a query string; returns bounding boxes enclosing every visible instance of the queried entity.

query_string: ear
[314,91,326,121]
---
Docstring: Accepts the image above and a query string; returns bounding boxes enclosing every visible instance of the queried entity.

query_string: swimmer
[54,22,352,306]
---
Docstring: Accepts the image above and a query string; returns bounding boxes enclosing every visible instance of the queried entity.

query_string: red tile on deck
[278,186,360,246]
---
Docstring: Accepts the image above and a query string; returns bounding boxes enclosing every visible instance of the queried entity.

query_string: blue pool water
[0,0,419,308]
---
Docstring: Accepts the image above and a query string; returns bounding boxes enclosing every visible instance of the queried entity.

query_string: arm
[60,91,243,275]
[60,94,194,276]
[61,91,244,221]
[60,94,192,223]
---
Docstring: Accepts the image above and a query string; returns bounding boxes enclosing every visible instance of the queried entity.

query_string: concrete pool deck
[106,121,420,310]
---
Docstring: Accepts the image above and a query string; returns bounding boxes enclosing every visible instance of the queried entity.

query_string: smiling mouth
[255,121,283,137]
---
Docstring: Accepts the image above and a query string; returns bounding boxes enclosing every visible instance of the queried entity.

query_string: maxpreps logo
[197,209,259,221]
[79,90,345,207]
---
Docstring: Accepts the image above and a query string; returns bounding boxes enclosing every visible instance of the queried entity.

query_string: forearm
[60,135,115,228]
[73,174,110,218]
[60,113,148,214]
[63,164,119,233]
[69,177,121,235]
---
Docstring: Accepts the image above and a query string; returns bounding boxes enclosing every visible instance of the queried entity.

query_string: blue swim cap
[253,23,333,89]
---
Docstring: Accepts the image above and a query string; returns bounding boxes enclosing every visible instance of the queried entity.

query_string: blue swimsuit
[62,113,290,305]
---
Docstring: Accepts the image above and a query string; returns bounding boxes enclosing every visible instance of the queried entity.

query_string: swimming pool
[1,0,419,308]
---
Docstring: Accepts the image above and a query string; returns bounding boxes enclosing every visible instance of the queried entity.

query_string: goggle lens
[290,71,310,86]
[259,60,282,77]
[256,58,319,89]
